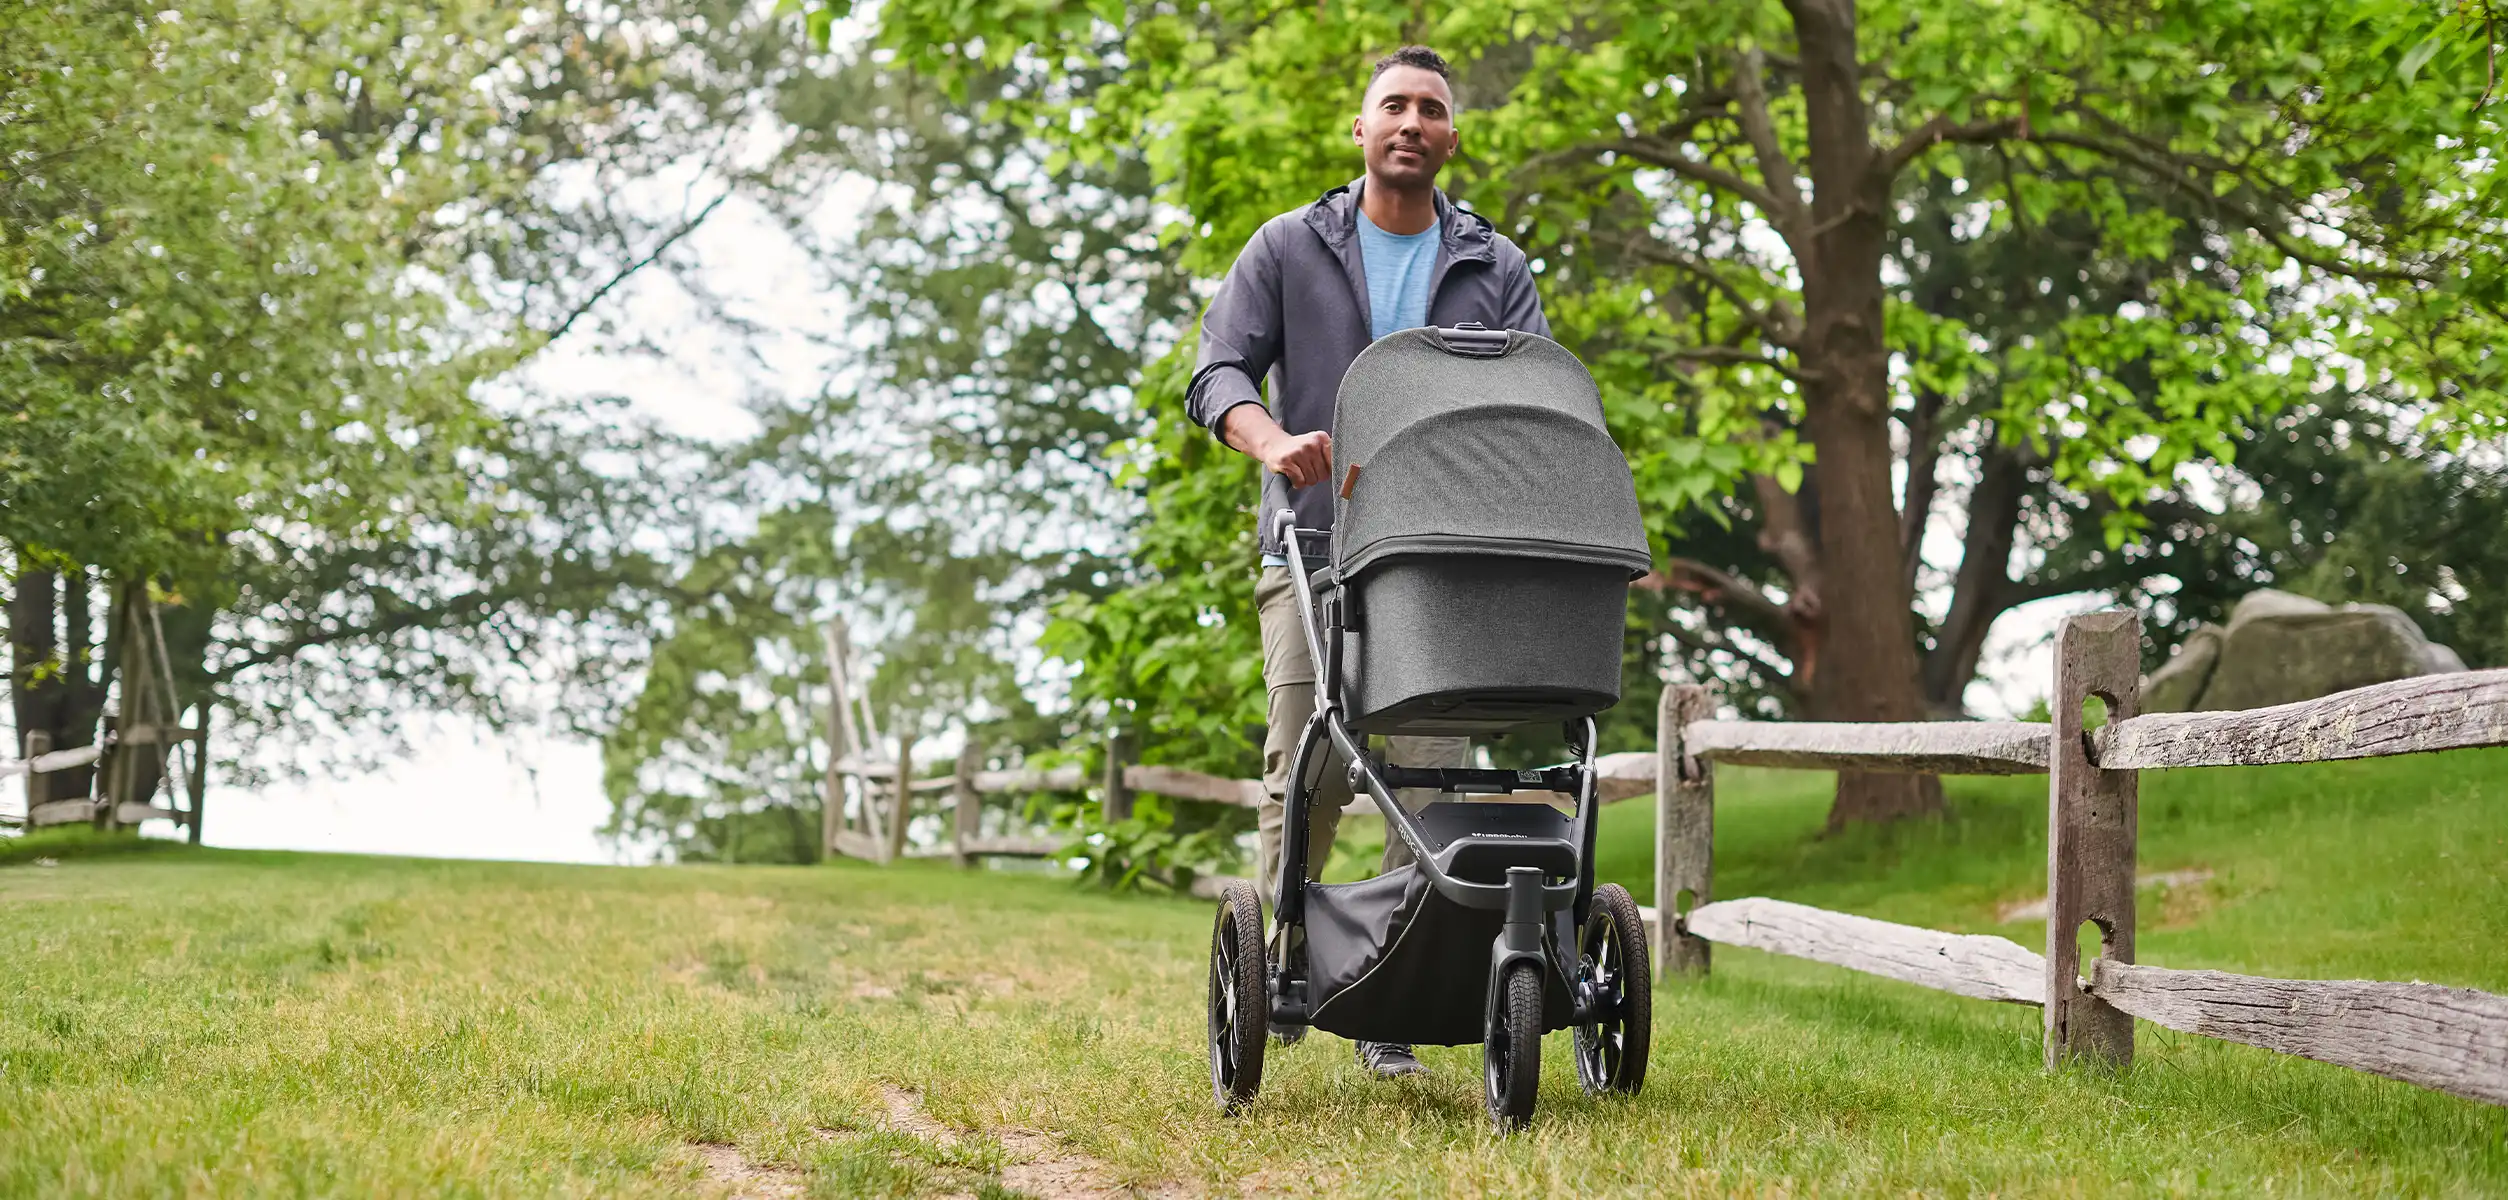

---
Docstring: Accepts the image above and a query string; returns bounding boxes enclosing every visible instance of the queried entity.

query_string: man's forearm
[1218,402,1285,459]
[1218,400,1332,488]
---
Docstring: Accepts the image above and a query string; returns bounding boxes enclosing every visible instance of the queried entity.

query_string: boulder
[2141,589,2465,713]
[2142,623,2223,713]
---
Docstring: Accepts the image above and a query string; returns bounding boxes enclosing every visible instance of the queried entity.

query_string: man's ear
[1352,115,1365,146]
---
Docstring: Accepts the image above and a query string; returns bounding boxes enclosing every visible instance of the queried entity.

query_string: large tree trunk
[54,570,111,805]
[1789,0,1944,828]
[9,566,64,789]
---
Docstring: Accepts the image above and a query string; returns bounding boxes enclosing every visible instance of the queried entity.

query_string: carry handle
[1432,321,1511,357]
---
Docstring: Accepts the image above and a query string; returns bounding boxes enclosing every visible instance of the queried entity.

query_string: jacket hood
[1303,179,1496,267]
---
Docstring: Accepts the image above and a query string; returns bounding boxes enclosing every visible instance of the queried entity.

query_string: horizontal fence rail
[0,742,106,781]
[1684,897,2047,1006]
[827,747,1665,866]
[1684,719,2051,775]
[1650,612,2508,1111]
[2088,961,2508,1107]
[2091,668,2508,770]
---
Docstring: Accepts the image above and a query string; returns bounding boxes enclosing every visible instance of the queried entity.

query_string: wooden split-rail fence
[815,617,1659,871]
[815,610,2508,1108]
[1654,610,2508,1108]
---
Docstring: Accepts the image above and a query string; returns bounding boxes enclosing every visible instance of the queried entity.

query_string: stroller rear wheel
[1573,882,1652,1095]
[1208,880,1267,1113]
[1483,960,1543,1129]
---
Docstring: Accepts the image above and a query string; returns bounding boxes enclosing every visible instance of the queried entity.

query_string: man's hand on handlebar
[1221,403,1334,489]
[1260,430,1333,488]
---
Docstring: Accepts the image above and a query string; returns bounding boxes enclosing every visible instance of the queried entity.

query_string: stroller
[1206,323,1656,1128]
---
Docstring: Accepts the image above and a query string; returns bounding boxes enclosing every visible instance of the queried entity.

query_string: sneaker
[1356,1041,1427,1078]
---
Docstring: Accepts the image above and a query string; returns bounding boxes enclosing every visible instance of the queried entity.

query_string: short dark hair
[1367,45,1452,91]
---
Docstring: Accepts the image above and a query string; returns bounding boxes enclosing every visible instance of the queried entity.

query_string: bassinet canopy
[1329,328,1651,581]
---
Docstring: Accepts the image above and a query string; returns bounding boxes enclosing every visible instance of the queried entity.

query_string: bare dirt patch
[1996,868,2215,924]
[880,1083,1169,1199]
[692,1141,807,1200]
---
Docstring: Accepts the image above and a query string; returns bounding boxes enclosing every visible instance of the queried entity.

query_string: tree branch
[1630,240,1807,348]
[2025,129,2435,285]
[1898,388,1946,592]
[1646,556,1798,656]
[546,190,734,345]
[1586,136,1790,218]
[209,589,502,680]
[1732,46,1810,227]
[1879,113,2028,178]
[1671,343,1822,382]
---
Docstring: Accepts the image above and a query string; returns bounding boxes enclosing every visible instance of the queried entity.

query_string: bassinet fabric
[1329,328,1651,581]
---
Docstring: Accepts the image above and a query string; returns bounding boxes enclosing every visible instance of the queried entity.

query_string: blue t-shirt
[1357,210,1438,341]
[1260,211,1441,568]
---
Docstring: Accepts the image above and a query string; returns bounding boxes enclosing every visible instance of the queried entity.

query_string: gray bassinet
[1328,326,1651,735]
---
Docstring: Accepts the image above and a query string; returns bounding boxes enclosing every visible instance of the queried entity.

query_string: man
[1184,45,1550,1079]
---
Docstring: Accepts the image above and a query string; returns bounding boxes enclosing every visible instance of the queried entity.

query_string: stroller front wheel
[1483,960,1543,1129]
[1574,882,1652,1095]
[1209,880,1268,1113]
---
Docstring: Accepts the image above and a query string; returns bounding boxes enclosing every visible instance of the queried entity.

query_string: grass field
[4,750,2506,1197]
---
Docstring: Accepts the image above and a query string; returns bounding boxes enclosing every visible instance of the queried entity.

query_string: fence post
[952,740,981,867]
[22,730,50,822]
[822,623,865,857]
[1101,730,1133,824]
[1656,683,1715,978]
[185,704,209,845]
[884,729,916,864]
[2046,610,2142,1070]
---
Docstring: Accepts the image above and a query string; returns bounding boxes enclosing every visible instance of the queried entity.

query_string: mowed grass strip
[2,750,2504,1197]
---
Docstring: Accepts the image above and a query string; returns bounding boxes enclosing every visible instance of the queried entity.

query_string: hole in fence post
[2075,918,2109,979]
[1674,888,1698,921]
[2079,695,2109,731]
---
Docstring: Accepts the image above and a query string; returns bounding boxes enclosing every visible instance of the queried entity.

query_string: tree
[594,18,1204,861]
[3,1,716,828]
[860,0,2508,827]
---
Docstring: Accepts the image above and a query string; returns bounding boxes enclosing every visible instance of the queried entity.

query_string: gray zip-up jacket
[1185,180,1549,560]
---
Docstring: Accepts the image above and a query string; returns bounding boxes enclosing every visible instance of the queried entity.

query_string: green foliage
[1037,346,1269,777]
[846,0,2507,736]
[1,0,544,578]
[591,17,1223,863]
[599,493,1051,862]
[1048,793,1246,894]
[2,1,719,787]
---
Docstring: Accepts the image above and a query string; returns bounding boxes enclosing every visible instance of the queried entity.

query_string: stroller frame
[1269,506,1600,945]
[1205,510,1648,1127]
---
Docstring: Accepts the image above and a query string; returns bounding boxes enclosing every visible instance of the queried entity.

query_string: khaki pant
[1255,567,1467,895]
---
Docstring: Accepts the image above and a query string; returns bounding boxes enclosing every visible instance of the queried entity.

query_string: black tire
[1209,881,1268,1113]
[1574,882,1652,1096]
[1483,960,1543,1129]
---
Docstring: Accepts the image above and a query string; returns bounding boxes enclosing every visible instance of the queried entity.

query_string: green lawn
[4,751,2505,1197]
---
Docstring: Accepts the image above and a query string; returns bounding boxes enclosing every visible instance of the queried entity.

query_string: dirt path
[692,1142,806,1200]
[881,1084,1160,1199]
[692,1084,1164,1199]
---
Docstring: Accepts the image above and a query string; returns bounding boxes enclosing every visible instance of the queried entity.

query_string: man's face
[1352,65,1457,188]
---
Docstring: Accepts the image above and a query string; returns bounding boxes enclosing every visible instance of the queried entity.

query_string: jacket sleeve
[1498,241,1551,339]
[1185,221,1284,439]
